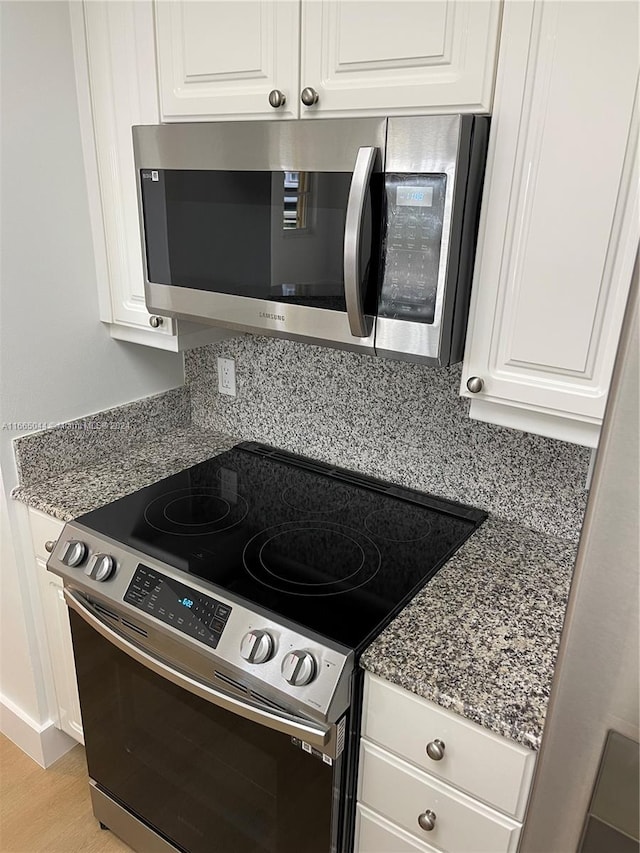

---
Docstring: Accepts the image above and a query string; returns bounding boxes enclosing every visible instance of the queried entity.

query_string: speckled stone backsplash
[186,337,591,541]
[14,387,190,487]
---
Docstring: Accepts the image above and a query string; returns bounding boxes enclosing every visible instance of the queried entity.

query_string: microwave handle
[344,146,377,337]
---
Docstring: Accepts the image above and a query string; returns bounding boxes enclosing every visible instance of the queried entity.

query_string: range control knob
[85,553,116,582]
[281,650,316,687]
[61,540,88,567]
[240,630,274,664]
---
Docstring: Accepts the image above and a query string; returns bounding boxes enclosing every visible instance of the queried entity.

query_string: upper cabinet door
[299,1,501,118]
[461,1,639,447]
[156,0,300,120]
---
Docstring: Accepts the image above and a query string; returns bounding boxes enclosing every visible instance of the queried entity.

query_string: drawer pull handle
[418,809,437,832]
[426,738,445,760]
[44,540,56,553]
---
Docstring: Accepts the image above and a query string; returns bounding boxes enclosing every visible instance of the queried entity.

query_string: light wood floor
[0,734,132,853]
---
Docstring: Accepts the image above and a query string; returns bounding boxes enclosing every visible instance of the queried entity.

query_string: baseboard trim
[0,693,75,767]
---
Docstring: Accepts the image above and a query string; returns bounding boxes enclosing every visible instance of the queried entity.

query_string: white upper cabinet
[461,1,639,447]
[156,0,300,120]
[156,0,501,121]
[300,1,501,117]
[70,1,229,350]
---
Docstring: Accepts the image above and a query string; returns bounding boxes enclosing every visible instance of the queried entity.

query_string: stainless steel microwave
[133,115,488,366]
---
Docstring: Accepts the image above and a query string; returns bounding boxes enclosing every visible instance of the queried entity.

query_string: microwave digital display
[396,186,434,208]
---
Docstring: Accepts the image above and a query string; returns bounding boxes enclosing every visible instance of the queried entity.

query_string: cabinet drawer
[29,509,65,561]
[356,804,438,853]
[359,740,521,853]
[362,674,535,818]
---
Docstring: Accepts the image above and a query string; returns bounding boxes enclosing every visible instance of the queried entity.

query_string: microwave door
[135,119,385,355]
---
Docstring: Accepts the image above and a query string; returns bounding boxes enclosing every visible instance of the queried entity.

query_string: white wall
[520,272,639,851]
[0,1,184,758]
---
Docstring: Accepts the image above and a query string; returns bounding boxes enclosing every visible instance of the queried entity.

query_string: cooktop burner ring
[163,494,230,527]
[257,527,367,587]
[243,520,381,597]
[144,487,249,536]
[364,505,435,542]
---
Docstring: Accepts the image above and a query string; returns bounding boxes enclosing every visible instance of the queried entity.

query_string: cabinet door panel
[359,741,521,853]
[37,562,84,744]
[79,1,176,336]
[301,1,501,117]
[356,804,437,853]
[363,674,535,820]
[461,1,639,446]
[156,0,300,120]
[30,512,83,743]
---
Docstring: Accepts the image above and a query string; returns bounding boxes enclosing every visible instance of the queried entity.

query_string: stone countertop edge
[11,426,237,521]
[360,516,577,752]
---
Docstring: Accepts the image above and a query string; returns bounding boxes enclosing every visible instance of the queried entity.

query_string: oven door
[66,591,348,853]
[133,119,385,354]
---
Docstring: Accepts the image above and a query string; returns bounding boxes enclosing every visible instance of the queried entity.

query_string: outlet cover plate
[217,357,236,397]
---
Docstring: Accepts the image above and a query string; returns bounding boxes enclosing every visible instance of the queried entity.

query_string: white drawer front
[359,740,521,853]
[363,674,535,818]
[29,509,65,561]
[356,804,438,853]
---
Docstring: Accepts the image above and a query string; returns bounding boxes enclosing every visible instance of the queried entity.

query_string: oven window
[70,611,338,853]
[141,169,380,314]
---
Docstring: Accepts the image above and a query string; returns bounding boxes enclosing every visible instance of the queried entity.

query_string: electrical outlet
[217,357,236,397]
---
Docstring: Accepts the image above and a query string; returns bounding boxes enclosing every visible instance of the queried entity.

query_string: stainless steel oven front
[133,115,488,366]
[59,567,356,853]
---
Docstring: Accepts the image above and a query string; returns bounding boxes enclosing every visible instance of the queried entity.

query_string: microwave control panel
[379,173,447,324]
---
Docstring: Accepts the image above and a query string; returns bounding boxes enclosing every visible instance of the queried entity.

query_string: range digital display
[124,564,231,649]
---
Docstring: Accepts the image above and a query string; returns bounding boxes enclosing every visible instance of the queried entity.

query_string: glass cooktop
[75,442,486,652]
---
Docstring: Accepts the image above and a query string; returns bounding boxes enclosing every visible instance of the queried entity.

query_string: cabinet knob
[300,86,319,107]
[149,315,164,328]
[426,738,445,761]
[417,810,437,832]
[268,89,286,109]
[466,376,484,393]
[44,540,56,553]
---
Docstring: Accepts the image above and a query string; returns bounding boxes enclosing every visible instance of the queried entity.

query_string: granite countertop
[360,516,577,750]
[12,409,576,752]
[12,426,235,521]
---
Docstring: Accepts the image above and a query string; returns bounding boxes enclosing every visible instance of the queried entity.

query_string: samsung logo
[259,312,285,322]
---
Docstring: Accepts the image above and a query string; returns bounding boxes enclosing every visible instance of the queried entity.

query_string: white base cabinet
[461,0,639,447]
[356,805,439,853]
[29,510,83,744]
[356,674,536,853]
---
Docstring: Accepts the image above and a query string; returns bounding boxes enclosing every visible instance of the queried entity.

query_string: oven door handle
[344,145,377,338]
[64,588,333,750]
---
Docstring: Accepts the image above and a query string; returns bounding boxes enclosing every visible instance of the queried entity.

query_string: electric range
[47,442,486,853]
